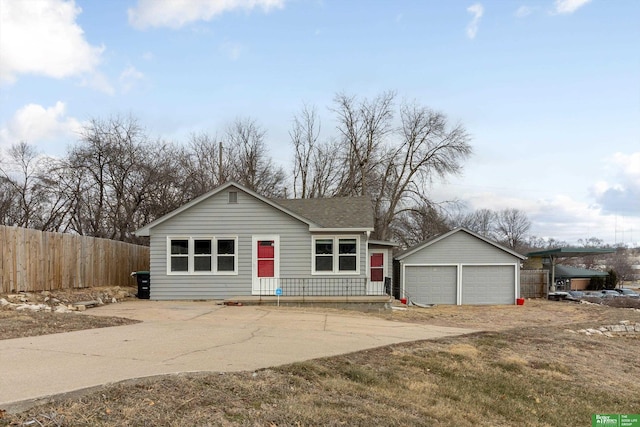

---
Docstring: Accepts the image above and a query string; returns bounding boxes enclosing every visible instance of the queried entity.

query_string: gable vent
[228,191,238,204]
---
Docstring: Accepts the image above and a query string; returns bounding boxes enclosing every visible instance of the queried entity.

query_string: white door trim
[251,235,280,295]
[367,249,387,295]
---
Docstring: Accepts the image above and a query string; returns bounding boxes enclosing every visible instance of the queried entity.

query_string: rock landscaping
[567,320,640,337]
[0,286,137,313]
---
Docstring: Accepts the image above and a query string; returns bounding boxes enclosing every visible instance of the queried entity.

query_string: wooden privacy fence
[0,225,149,293]
[520,269,548,299]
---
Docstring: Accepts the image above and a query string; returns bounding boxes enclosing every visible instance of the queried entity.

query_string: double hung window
[312,236,359,274]
[168,237,237,275]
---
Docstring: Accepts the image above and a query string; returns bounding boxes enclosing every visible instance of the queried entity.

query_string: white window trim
[311,235,360,275]
[166,236,238,275]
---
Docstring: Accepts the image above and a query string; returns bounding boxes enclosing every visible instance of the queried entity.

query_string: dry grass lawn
[1,297,639,426]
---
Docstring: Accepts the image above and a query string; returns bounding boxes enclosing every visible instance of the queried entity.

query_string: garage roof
[395,227,527,261]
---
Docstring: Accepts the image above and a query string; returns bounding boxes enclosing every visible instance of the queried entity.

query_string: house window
[194,240,212,272]
[167,237,237,275]
[315,239,334,271]
[338,238,357,271]
[217,239,235,271]
[312,236,359,274]
[170,239,189,272]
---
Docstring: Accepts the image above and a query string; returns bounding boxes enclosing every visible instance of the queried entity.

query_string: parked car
[600,289,621,298]
[566,290,585,301]
[615,288,640,298]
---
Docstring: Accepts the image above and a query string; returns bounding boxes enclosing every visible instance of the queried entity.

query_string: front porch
[253,277,392,297]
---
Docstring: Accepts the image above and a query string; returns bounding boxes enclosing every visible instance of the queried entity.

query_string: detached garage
[396,228,526,305]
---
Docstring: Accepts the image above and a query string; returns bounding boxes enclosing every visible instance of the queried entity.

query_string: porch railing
[257,277,388,297]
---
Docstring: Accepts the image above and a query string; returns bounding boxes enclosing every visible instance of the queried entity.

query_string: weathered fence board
[520,269,548,299]
[0,225,149,293]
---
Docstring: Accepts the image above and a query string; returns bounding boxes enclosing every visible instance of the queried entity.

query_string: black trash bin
[133,271,150,299]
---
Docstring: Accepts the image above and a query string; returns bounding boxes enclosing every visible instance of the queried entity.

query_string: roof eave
[369,239,400,247]
[396,227,527,261]
[134,181,318,236]
[309,227,374,233]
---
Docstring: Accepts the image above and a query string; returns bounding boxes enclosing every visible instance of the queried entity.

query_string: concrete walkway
[0,301,476,412]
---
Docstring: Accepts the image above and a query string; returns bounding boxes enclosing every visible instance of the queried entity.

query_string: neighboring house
[135,182,395,300]
[552,265,608,290]
[395,227,526,305]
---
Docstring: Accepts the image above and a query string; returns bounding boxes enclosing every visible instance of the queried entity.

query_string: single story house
[552,265,608,290]
[135,182,395,300]
[395,227,527,305]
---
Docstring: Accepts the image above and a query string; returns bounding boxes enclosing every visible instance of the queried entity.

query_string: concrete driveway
[0,301,476,412]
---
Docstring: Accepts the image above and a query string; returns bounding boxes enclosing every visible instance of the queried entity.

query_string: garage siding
[462,265,514,305]
[405,266,457,304]
[397,228,525,306]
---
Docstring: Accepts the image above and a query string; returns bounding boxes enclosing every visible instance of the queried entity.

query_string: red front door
[257,240,275,278]
[370,253,384,282]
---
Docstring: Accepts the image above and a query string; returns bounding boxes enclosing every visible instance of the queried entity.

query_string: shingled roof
[136,182,376,236]
[273,196,375,230]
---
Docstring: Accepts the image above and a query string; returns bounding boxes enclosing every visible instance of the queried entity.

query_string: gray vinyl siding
[147,187,367,300]
[399,230,521,305]
[400,231,517,265]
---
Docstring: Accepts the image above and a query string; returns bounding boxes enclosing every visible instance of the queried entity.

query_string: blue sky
[1,0,639,246]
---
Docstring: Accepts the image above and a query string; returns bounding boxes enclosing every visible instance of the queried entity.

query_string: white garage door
[462,265,514,305]
[405,266,457,305]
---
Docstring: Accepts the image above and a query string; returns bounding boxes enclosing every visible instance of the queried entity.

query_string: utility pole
[219,141,223,184]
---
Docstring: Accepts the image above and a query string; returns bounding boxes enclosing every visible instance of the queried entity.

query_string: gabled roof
[135,182,375,237]
[135,182,319,236]
[527,247,616,258]
[274,196,374,231]
[395,227,527,261]
[554,265,608,279]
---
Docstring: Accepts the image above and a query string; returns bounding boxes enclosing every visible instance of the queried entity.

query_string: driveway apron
[0,301,476,411]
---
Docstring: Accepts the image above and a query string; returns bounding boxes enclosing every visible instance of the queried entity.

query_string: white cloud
[591,152,640,217]
[219,40,243,61]
[552,0,591,14]
[466,3,484,40]
[515,6,533,18]
[461,190,636,245]
[128,0,286,30]
[80,71,115,95]
[119,66,145,93]
[0,0,104,84]
[0,102,83,149]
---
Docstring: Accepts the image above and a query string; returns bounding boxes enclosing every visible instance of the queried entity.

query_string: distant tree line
[0,92,475,245]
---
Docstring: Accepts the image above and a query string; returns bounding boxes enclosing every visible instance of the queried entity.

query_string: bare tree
[522,235,568,252]
[290,104,319,198]
[494,208,531,250]
[176,132,231,200]
[578,237,605,248]
[448,207,496,238]
[60,115,184,243]
[394,202,450,248]
[0,142,64,230]
[373,102,472,241]
[332,91,395,197]
[606,247,635,284]
[289,104,341,198]
[225,117,286,197]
